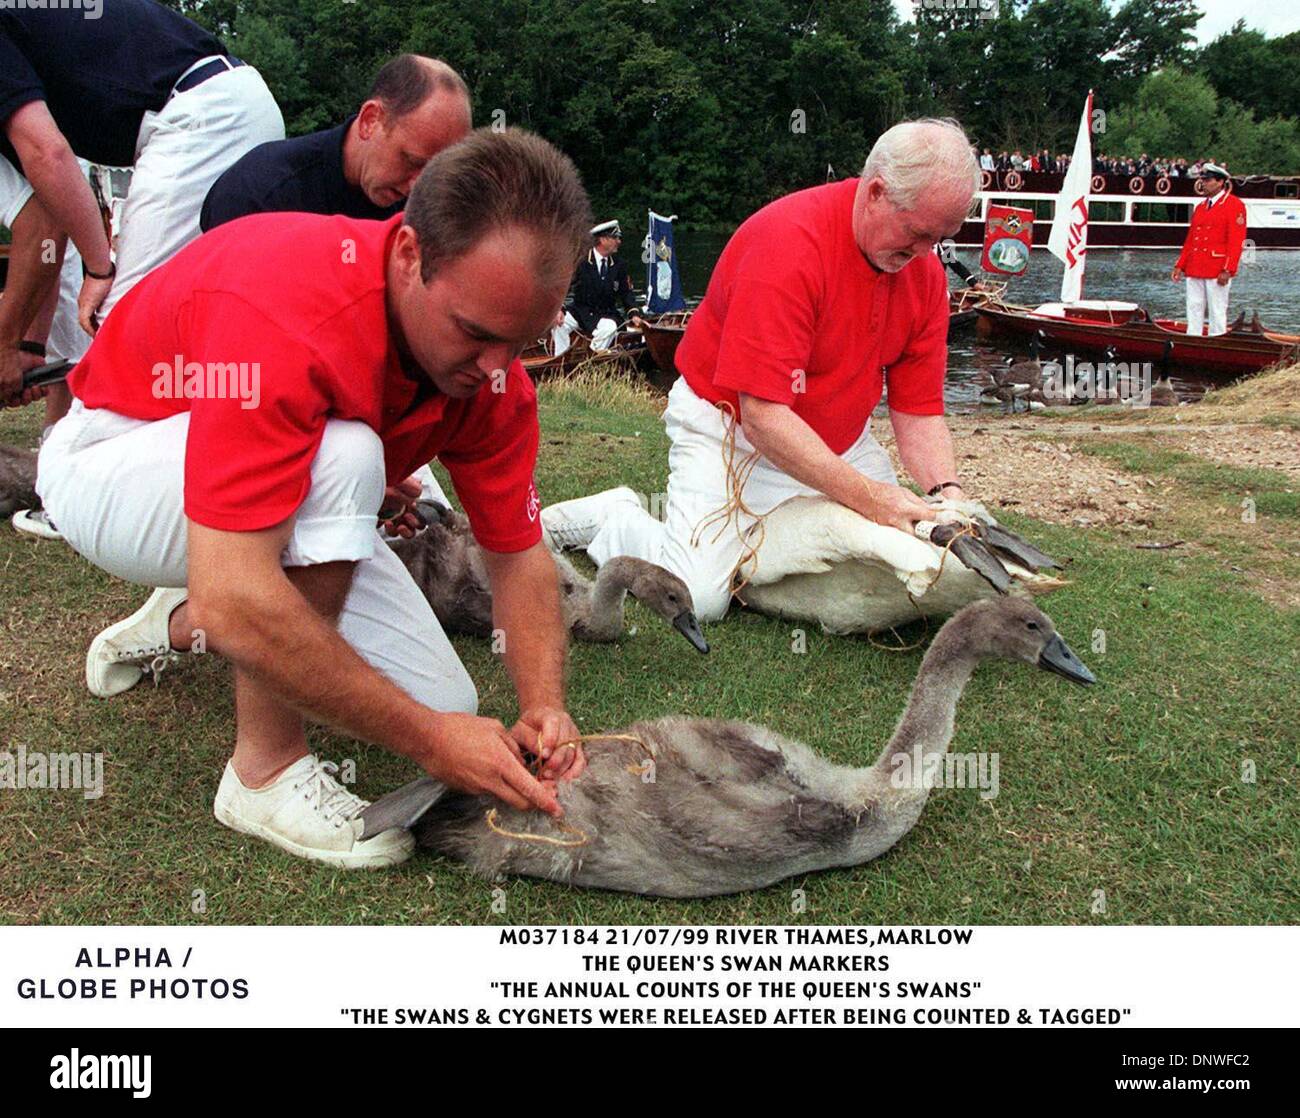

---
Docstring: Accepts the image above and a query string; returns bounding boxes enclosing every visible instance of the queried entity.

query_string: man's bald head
[349,54,474,207]
[368,54,472,121]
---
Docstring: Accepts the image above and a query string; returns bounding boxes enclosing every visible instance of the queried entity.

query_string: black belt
[173,55,244,96]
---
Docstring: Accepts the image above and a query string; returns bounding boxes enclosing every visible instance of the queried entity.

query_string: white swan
[734,497,1066,635]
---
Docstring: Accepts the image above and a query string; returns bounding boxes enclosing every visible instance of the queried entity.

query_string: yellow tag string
[687,400,771,603]
[868,520,981,653]
[482,732,655,849]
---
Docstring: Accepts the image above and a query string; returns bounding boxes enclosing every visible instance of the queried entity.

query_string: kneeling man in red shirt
[543,118,981,621]
[38,129,592,868]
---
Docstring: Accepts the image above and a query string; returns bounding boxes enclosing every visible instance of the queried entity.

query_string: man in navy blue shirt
[202,56,471,231]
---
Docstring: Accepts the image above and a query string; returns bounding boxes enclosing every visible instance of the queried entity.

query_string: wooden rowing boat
[975,298,1300,378]
[642,310,692,377]
[520,326,648,379]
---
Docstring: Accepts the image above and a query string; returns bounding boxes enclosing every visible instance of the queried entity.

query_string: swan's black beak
[672,609,710,654]
[1037,633,1096,685]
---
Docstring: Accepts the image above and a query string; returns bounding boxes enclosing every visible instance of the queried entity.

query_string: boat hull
[975,302,1300,377]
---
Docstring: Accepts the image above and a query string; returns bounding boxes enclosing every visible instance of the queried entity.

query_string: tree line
[150,1,1300,226]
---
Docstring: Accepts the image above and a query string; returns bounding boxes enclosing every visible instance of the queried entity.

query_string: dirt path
[875,414,1296,532]
[949,415,1300,478]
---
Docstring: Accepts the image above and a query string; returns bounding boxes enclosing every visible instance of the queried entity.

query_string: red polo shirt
[69,212,542,552]
[676,179,948,454]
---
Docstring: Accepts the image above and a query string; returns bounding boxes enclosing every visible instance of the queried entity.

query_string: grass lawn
[1,374,1297,926]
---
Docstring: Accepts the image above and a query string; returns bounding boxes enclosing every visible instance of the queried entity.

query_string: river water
[669,232,1300,413]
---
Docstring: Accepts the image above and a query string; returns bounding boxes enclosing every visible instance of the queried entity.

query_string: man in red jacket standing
[1171,163,1247,336]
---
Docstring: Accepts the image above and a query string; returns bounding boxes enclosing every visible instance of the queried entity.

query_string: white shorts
[37,402,476,713]
[588,377,898,621]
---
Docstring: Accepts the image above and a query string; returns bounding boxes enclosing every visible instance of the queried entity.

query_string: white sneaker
[541,486,643,551]
[11,508,63,541]
[85,587,189,698]
[213,755,414,869]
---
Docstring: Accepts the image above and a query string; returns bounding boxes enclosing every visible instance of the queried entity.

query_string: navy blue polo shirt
[200,116,402,231]
[0,0,227,171]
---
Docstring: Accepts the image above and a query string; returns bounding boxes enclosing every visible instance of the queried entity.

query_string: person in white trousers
[1171,163,1247,338]
[38,130,593,869]
[543,120,983,623]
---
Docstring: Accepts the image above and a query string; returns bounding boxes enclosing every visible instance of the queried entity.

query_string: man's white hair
[861,118,980,210]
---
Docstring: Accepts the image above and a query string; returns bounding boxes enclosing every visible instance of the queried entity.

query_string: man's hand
[1,346,51,409]
[3,346,38,407]
[861,479,936,532]
[1170,267,1184,283]
[421,711,563,816]
[1216,270,1231,287]
[77,274,114,336]
[511,705,586,781]
[378,474,423,538]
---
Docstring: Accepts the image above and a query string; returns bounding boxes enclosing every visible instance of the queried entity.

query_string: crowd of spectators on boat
[1091,154,1216,178]
[977,148,1072,173]
[976,147,1221,179]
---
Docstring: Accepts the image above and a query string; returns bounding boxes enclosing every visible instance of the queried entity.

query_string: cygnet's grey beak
[1037,633,1096,685]
[672,610,710,654]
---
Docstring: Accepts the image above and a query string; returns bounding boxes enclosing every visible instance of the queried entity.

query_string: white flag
[1047,91,1093,304]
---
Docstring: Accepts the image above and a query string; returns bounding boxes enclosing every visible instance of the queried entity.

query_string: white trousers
[551,311,618,356]
[0,155,91,362]
[37,402,476,713]
[588,377,898,621]
[99,61,284,321]
[1185,276,1232,337]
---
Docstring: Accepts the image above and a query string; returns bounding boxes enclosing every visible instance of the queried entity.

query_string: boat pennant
[645,210,687,314]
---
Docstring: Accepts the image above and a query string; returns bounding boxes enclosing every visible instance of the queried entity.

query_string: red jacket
[1176,191,1248,278]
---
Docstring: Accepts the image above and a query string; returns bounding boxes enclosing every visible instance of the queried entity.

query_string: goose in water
[731,495,1066,635]
[0,444,39,520]
[362,596,1094,898]
[387,501,709,651]
[978,334,1045,411]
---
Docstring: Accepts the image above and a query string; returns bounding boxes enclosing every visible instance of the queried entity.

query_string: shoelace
[544,521,597,550]
[292,759,367,829]
[146,652,181,687]
[107,636,178,686]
